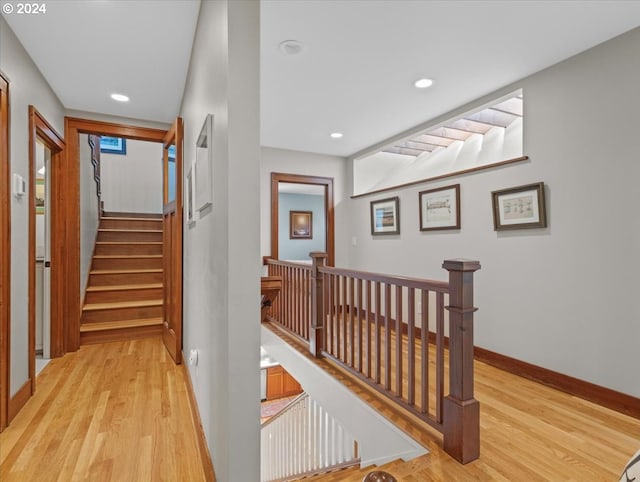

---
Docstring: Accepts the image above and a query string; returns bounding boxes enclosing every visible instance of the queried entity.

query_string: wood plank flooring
[266,324,640,481]
[2,328,638,481]
[0,337,209,481]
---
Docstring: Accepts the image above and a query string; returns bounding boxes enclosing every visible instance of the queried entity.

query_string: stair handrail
[260,391,308,429]
[87,135,103,215]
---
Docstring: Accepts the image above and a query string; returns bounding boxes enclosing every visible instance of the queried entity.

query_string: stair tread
[96,242,162,245]
[93,255,162,259]
[99,228,163,233]
[91,268,163,274]
[100,216,162,221]
[86,283,163,292]
[80,317,164,332]
[83,299,163,311]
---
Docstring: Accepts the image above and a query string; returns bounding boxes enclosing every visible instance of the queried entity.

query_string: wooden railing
[264,253,481,464]
[87,134,103,215]
[262,259,313,343]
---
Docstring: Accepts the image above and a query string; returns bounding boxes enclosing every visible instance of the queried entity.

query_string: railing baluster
[365,280,371,378]
[324,273,330,353]
[342,275,347,362]
[395,285,403,398]
[421,289,429,414]
[375,281,381,384]
[357,278,363,372]
[408,287,415,406]
[384,283,391,391]
[436,291,444,424]
[284,266,289,330]
[333,275,340,359]
[349,277,355,367]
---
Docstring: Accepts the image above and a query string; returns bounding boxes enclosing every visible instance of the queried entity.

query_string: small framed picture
[195,114,214,213]
[492,182,547,231]
[370,197,400,235]
[419,184,460,231]
[290,211,312,239]
[100,136,126,155]
[185,161,196,227]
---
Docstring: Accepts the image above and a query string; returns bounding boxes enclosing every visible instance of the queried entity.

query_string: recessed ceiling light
[330,132,343,139]
[279,40,304,56]
[414,78,434,89]
[110,93,130,102]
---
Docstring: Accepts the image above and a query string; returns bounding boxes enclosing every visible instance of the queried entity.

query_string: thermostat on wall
[13,174,26,197]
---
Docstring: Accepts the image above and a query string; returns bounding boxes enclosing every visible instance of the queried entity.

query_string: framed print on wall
[99,136,126,155]
[370,196,400,235]
[289,211,312,239]
[419,184,460,231]
[491,182,547,230]
[185,161,196,227]
[195,114,214,213]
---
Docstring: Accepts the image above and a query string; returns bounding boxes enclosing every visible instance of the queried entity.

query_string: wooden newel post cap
[442,259,481,272]
[309,252,328,261]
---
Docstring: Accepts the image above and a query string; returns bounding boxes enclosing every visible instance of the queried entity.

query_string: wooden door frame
[161,118,183,364]
[64,117,168,352]
[270,172,335,266]
[0,72,10,431]
[27,107,65,402]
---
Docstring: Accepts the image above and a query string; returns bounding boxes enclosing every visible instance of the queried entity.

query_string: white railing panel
[260,393,360,482]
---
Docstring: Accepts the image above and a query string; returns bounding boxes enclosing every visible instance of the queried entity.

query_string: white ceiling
[2,0,200,123]
[3,1,640,158]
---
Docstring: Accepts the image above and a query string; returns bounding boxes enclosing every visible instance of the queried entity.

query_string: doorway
[65,116,183,363]
[270,173,335,266]
[26,107,64,407]
[0,72,10,431]
[34,139,51,373]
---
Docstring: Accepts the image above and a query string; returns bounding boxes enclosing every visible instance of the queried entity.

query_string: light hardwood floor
[2,331,638,481]
[0,337,208,481]
[266,325,640,482]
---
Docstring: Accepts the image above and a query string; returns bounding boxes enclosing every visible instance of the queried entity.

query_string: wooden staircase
[80,212,164,345]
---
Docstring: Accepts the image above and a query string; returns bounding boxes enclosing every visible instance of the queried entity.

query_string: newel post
[442,259,481,464]
[309,252,328,357]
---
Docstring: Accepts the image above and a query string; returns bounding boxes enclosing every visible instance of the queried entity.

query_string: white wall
[79,134,100,300]
[260,147,349,266]
[100,139,163,214]
[1,17,65,396]
[180,1,260,480]
[345,27,640,397]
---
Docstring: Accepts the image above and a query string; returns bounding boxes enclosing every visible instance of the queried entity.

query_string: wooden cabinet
[265,365,302,400]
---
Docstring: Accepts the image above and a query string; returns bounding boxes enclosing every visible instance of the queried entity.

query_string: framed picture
[185,161,196,227]
[419,184,460,231]
[100,136,126,155]
[289,211,312,239]
[195,114,214,213]
[35,178,45,215]
[492,182,547,230]
[370,196,400,235]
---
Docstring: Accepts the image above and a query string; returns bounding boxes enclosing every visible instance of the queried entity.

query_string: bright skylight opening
[110,93,130,102]
[382,93,523,157]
